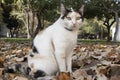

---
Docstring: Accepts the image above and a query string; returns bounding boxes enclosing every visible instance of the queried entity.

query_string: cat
[27,3,84,79]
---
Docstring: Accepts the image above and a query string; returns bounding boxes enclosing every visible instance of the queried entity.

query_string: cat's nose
[73,23,76,27]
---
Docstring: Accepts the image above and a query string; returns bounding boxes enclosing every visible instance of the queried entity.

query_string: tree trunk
[103,16,115,41]
[100,26,103,40]
[13,28,17,37]
[31,11,35,37]
[26,11,31,39]
[33,12,43,38]
[107,26,111,41]
[114,12,120,42]
[10,29,14,37]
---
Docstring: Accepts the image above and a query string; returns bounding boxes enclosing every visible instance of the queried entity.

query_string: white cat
[27,4,84,79]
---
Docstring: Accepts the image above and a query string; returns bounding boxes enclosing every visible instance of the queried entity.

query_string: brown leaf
[73,69,88,79]
[9,73,16,79]
[0,68,4,77]
[110,75,120,80]
[13,76,28,80]
[106,50,118,59]
[54,72,71,80]
[0,57,4,68]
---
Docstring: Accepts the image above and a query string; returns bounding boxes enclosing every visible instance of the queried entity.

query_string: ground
[0,38,120,80]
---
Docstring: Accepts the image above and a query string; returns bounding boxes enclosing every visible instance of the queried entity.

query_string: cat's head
[60,4,84,31]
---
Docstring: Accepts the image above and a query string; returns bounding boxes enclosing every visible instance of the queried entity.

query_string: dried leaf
[54,72,71,80]
[13,76,28,80]
[0,68,4,77]
[0,57,4,68]
[110,75,120,80]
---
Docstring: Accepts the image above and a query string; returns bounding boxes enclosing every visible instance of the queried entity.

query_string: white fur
[28,5,83,77]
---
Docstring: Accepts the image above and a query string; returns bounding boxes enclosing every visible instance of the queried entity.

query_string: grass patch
[0,38,32,43]
[77,39,120,45]
[0,38,120,45]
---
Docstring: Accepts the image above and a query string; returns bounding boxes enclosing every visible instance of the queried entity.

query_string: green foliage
[1,0,120,39]
[84,0,120,41]
[86,0,120,19]
[0,7,3,23]
[84,0,103,19]
[61,0,84,8]
[28,0,60,21]
[6,16,23,29]
[2,3,12,24]
[1,0,25,37]
[82,19,106,34]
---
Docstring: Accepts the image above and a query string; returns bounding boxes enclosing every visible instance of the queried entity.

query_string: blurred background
[0,0,120,42]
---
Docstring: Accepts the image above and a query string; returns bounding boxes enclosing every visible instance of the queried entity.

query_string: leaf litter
[0,40,120,80]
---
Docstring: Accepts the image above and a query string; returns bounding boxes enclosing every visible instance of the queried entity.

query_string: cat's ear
[61,3,67,15]
[78,5,84,15]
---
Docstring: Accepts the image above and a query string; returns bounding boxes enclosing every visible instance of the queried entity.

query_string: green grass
[0,38,120,45]
[0,38,31,43]
[77,39,120,45]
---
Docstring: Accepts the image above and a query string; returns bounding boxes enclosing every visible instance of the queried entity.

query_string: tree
[111,0,120,41]
[101,0,116,41]
[0,3,3,23]
[1,0,21,37]
[10,0,85,38]
[1,0,24,37]
[84,0,120,41]
[1,0,13,37]
[21,0,60,38]
[99,0,120,41]
[0,2,3,37]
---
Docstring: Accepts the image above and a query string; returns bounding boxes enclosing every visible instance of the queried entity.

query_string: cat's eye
[66,17,71,20]
[76,17,81,20]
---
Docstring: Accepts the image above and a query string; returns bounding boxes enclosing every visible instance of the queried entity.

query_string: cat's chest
[52,28,77,44]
